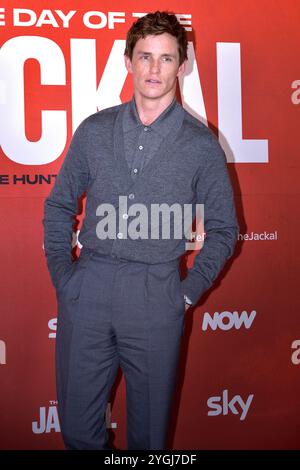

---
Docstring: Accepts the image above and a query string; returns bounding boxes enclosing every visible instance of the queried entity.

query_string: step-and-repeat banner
[1,0,299,450]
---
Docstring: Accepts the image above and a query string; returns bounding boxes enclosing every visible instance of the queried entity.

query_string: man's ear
[124,55,133,74]
[177,59,187,78]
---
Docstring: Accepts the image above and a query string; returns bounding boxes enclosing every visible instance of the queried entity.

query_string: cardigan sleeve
[181,133,239,305]
[42,119,90,289]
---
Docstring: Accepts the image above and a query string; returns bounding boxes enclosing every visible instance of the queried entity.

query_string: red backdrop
[1,0,299,450]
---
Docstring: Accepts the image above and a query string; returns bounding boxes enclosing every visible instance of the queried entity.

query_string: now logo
[202,310,256,331]
[207,389,254,421]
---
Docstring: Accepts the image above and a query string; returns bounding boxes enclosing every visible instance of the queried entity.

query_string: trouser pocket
[57,253,92,302]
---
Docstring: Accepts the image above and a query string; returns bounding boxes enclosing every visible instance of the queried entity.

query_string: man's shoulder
[180,106,222,149]
[83,102,126,125]
[181,107,212,136]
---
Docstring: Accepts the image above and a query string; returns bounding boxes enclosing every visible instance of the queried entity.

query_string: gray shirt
[123,97,179,176]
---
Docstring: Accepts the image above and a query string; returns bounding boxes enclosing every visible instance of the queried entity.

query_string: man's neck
[134,94,175,126]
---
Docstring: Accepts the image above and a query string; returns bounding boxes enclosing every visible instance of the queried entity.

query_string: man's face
[125,33,186,103]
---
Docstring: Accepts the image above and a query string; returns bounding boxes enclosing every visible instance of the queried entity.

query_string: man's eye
[141,55,150,60]
[162,57,172,62]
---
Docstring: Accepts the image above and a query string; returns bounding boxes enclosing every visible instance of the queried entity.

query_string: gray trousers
[55,248,185,450]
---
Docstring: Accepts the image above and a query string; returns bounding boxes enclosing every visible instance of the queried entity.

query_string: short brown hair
[124,11,188,65]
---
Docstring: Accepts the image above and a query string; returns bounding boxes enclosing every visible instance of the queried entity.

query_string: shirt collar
[123,96,181,138]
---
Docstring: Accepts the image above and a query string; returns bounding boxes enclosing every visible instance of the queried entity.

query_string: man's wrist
[184,294,193,306]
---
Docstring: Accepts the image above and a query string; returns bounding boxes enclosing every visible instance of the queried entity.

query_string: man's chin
[139,90,167,100]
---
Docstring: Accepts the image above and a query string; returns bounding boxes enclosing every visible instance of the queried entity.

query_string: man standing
[43,11,238,450]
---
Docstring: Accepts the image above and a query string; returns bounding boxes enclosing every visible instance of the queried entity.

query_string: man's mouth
[146,79,161,84]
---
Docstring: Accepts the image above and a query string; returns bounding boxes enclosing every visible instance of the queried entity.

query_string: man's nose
[149,58,160,73]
